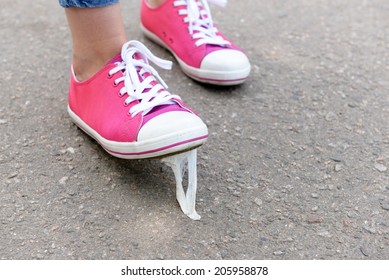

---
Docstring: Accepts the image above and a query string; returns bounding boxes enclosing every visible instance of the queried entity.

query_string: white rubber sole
[68,105,208,159]
[141,23,251,86]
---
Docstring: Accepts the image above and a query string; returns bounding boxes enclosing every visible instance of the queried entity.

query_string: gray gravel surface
[1,0,389,259]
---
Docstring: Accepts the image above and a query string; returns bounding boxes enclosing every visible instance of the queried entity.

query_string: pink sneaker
[140,0,251,85]
[67,40,208,159]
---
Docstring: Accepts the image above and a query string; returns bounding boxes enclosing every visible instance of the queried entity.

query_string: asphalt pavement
[1,0,389,259]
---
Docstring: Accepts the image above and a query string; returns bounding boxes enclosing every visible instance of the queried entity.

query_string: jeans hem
[59,0,119,8]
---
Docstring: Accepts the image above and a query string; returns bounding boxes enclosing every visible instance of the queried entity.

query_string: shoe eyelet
[123,102,129,107]
[107,73,113,79]
[113,81,119,87]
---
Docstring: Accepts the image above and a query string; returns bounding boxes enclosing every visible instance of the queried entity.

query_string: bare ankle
[72,54,109,82]
[65,4,127,81]
[71,39,124,81]
[147,0,166,8]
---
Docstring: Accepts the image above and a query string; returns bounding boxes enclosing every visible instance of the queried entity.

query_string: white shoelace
[108,40,180,117]
[174,0,231,47]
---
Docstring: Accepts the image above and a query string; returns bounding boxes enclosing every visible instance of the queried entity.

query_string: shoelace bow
[174,0,231,47]
[109,41,180,117]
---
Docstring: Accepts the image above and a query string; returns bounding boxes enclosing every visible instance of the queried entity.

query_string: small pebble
[311,193,319,199]
[317,230,332,238]
[362,226,376,234]
[8,172,18,179]
[347,212,358,218]
[379,200,389,211]
[254,198,263,207]
[307,214,322,224]
[330,156,342,162]
[374,163,387,172]
[59,177,68,185]
[325,112,337,121]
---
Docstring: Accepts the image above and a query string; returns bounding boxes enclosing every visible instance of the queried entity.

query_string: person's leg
[65,3,127,81]
[147,0,165,7]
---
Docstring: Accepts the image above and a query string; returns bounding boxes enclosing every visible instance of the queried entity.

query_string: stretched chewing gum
[161,149,201,220]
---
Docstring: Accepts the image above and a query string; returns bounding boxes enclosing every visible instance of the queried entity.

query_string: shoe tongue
[107,52,185,124]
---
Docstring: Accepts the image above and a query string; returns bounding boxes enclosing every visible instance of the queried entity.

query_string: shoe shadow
[77,130,178,206]
[190,77,251,98]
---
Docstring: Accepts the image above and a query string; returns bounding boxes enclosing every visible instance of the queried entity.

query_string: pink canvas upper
[69,63,142,143]
[140,0,240,68]
[68,55,194,143]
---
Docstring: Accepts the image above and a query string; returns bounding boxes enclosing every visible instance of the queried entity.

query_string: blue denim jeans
[59,0,119,8]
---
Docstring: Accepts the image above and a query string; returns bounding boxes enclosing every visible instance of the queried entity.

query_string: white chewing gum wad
[161,149,201,220]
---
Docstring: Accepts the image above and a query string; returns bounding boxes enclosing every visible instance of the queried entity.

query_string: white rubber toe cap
[201,49,251,73]
[137,111,208,143]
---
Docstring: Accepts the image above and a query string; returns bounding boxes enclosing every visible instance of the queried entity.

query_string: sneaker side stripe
[105,134,208,156]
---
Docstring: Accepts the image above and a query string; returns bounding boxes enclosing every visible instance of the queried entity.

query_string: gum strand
[161,149,201,220]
